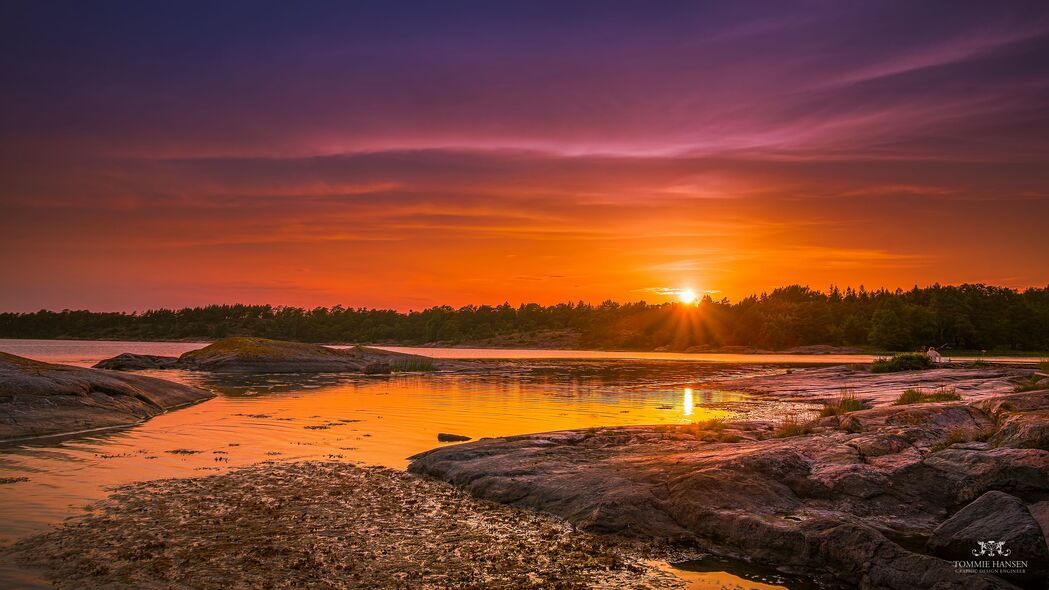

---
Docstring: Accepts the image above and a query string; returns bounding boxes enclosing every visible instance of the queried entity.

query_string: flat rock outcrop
[93,353,180,370]
[411,377,1049,589]
[0,352,214,441]
[93,337,451,374]
[709,364,1036,406]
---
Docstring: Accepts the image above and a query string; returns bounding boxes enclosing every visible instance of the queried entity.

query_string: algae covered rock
[437,432,471,442]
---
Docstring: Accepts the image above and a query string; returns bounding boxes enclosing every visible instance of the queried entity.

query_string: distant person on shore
[926,347,944,363]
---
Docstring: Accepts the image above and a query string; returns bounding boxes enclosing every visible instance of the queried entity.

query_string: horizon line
[4,281,1047,316]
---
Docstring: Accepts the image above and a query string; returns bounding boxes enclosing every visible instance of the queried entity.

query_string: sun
[678,289,698,304]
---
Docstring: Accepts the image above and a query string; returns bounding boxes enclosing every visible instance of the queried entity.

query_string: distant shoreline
[4,285,1048,356]
[0,336,1045,361]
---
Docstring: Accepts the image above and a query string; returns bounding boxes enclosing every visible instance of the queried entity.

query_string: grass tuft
[692,417,726,432]
[390,358,438,372]
[819,388,871,417]
[871,352,933,373]
[682,418,743,442]
[894,386,961,405]
[773,413,815,438]
[1014,375,1047,393]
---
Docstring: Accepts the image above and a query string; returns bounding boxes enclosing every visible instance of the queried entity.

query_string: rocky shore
[0,352,214,441]
[94,337,455,373]
[6,354,1047,588]
[710,364,1032,406]
[6,461,682,589]
[411,367,1049,589]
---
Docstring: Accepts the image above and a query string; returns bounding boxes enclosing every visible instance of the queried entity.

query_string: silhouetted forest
[2,284,1048,352]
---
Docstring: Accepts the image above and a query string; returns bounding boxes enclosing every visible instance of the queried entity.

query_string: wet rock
[437,432,471,442]
[927,491,1048,586]
[0,352,214,441]
[92,353,179,370]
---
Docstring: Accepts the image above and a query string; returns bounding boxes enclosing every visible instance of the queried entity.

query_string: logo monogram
[972,540,1011,557]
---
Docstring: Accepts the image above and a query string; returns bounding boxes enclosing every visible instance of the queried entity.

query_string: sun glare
[678,289,698,304]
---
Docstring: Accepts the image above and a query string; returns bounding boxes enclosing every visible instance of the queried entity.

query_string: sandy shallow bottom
[5,461,692,589]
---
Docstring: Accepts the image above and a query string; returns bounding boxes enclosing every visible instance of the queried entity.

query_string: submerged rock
[437,432,471,442]
[411,384,1049,589]
[0,352,214,441]
[94,337,449,374]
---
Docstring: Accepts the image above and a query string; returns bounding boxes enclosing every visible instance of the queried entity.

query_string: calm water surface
[0,339,838,589]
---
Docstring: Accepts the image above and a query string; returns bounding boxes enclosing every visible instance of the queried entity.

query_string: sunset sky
[2,2,1048,312]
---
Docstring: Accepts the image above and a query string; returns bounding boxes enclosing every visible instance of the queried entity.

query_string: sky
[2,1,1048,312]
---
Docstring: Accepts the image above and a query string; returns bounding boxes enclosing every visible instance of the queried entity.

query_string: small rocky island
[411,365,1049,589]
[94,337,450,373]
[0,352,214,441]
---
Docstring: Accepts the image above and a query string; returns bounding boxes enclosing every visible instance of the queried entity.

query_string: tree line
[1,284,1047,352]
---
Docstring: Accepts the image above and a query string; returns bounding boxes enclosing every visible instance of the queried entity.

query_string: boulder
[0,352,214,441]
[979,390,1049,418]
[991,412,1049,450]
[979,391,1049,450]
[927,491,1048,586]
[437,433,471,442]
[92,353,179,370]
[1027,500,1049,552]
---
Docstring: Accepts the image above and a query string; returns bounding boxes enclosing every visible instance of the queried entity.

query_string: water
[0,339,835,589]
[0,339,209,367]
